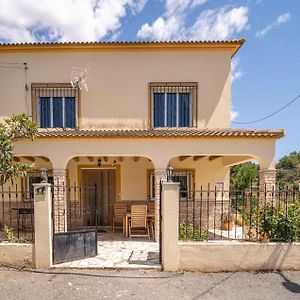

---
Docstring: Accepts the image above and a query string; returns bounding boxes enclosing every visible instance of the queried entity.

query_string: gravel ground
[0,266,299,300]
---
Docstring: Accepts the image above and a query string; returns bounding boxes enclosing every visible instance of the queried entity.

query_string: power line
[0,65,24,69]
[233,93,300,124]
[0,61,24,65]
[0,61,30,115]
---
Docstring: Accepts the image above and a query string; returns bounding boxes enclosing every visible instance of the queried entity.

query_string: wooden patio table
[123,212,155,238]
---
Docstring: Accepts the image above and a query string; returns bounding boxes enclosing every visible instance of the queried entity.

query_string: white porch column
[53,169,67,232]
[154,169,167,242]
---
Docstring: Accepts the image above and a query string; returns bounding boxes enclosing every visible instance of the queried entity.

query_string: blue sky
[0,0,299,161]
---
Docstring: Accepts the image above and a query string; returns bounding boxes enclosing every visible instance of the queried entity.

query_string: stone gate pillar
[259,169,276,202]
[33,183,52,268]
[154,169,167,242]
[53,169,67,232]
[161,181,180,271]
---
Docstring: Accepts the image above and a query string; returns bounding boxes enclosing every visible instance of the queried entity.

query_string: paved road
[0,266,299,299]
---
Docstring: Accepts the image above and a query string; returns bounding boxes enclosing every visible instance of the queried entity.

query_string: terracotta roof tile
[0,39,245,46]
[34,128,285,139]
[0,39,245,57]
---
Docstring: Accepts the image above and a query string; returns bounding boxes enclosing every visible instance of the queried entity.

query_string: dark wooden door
[81,168,116,226]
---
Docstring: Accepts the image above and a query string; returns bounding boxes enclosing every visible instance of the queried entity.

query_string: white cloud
[256,12,291,38]
[0,0,147,43]
[231,57,243,83]
[137,2,249,41]
[137,15,184,40]
[231,57,243,122]
[191,0,207,9]
[231,106,239,121]
[277,13,291,24]
[189,6,248,40]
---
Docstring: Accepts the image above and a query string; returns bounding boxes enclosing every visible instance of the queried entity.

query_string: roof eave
[25,127,286,140]
[0,39,246,57]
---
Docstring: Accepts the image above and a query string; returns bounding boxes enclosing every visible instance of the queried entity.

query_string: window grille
[150,83,197,128]
[149,171,193,200]
[32,84,78,128]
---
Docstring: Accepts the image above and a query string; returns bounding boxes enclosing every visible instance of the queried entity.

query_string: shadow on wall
[260,243,293,271]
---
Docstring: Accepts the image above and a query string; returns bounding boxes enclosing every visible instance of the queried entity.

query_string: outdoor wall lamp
[97,158,102,167]
[39,167,48,183]
[166,165,174,182]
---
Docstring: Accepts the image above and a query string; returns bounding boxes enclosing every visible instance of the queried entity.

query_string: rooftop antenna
[70,63,91,91]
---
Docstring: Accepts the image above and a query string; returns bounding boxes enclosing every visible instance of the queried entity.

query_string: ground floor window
[148,170,194,200]
[24,173,53,201]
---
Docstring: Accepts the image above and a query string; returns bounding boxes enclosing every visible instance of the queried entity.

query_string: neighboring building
[0,40,284,237]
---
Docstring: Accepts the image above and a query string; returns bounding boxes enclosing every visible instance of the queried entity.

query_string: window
[32,84,78,128]
[150,83,197,128]
[24,173,53,201]
[148,170,193,200]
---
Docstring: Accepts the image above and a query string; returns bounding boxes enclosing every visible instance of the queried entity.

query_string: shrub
[3,224,17,242]
[241,201,300,242]
[179,222,208,241]
[258,203,300,242]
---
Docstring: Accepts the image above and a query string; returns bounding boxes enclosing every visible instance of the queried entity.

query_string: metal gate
[52,184,98,264]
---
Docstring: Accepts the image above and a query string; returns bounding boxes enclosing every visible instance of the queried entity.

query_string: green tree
[230,162,258,190]
[276,151,300,189]
[0,114,37,185]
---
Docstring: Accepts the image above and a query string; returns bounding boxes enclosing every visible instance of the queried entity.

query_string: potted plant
[221,213,234,230]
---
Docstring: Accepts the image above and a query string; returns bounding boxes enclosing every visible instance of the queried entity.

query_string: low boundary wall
[179,242,300,272]
[0,243,33,267]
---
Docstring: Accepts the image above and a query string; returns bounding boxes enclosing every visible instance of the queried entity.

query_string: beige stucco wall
[66,156,154,201]
[65,155,233,201]
[179,242,300,272]
[0,242,32,267]
[0,49,231,128]
[12,137,276,204]
[15,137,276,170]
[170,156,230,190]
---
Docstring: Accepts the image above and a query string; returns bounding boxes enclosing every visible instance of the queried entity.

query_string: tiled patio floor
[54,231,161,269]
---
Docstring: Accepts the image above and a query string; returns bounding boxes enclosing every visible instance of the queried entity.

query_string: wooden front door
[81,168,116,226]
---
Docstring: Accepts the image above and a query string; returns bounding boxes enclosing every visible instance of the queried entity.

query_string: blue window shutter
[65,97,76,128]
[153,93,165,127]
[179,93,190,127]
[53,97,63,127]
[167,93,177,127]
[39,97,51,128]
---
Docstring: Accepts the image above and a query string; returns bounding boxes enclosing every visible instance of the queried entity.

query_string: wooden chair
[129,204,150,240]
[113,203,127,232]
[147,202,155,214]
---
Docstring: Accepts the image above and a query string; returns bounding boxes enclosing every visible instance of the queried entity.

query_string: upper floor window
[32,84,79,128]
[150,83,197,128]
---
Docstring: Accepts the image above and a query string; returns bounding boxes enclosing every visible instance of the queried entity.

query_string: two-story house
[0,40,284,238]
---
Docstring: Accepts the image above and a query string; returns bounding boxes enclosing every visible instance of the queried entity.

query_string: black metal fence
[0,185,34,242]
[179,186,300,242]
[0,183,98,243]
[52,184,98,233]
